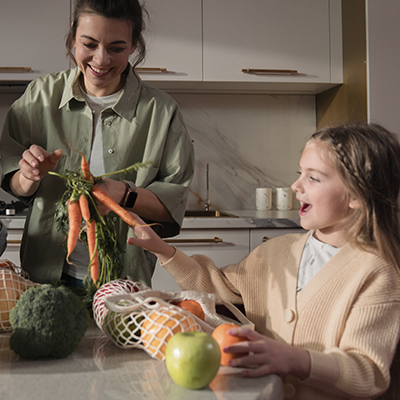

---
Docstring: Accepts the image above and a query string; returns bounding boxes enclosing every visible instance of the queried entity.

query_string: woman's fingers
[19,147,62,181]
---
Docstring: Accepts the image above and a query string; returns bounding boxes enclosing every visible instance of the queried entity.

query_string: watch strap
[122,180,138,209]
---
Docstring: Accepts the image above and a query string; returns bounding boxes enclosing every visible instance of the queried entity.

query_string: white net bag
[92,278,150,330]
[102,289,254,360]
[0,260,40,332]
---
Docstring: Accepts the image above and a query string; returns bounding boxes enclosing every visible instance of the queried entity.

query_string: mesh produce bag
[93,278,150,330]
[102,289,254,360]
[0,260,39,332]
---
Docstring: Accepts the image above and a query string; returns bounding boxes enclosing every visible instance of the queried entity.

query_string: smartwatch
[121,180,138,209]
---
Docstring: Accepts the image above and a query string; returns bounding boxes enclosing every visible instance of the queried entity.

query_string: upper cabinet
[0,0,71,83]
[0,0,342,95]
[140,0,342,94]
[202,0,342,93]
[135,0,202,90]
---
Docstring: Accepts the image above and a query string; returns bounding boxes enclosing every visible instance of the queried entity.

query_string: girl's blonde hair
[310,123,400,268]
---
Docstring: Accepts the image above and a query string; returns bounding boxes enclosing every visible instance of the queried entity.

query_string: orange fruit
[211,323,246,366]
[141,308,198,360]
[176,299,205,321]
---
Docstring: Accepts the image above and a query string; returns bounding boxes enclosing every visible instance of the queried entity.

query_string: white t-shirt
[297,234,340,292]
[63,88,122,280]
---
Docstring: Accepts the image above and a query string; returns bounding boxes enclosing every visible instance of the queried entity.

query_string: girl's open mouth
[299,202,311,216]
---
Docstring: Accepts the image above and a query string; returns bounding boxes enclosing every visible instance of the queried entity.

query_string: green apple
[104,310,143,345]
[165,331,221,390]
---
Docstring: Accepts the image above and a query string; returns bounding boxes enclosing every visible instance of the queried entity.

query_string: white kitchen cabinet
[0,0,71,82]
[140,0,342,93]
[201,0,342,93]
[136,0,202,90]
[250,228,305,252]
[152,229,250,291]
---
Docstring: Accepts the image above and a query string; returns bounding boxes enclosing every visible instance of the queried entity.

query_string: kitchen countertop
[1,209,302,230]
[182,209,301,229]
[0,319,284,400]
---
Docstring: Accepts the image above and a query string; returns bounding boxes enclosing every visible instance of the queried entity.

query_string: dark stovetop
[0,200,28,216]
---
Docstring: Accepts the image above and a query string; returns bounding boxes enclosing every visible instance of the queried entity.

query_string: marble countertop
[0,320,283,400]
[182,209,301,229]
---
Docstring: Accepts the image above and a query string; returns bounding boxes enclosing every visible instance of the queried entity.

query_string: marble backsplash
[0,91,316,210]
[171,93,316,210]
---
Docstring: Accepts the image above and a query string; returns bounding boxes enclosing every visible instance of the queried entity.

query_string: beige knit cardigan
[162,231,400,400]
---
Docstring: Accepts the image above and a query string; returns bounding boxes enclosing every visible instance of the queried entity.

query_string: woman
[0,219,7,257]
[0,0,194,286]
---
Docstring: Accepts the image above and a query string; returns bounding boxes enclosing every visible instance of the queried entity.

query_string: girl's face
[291,141,358,247]
[73,14,135,97]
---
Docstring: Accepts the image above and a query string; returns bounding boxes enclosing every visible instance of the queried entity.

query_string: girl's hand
[126,212,176,262]
[223,327,310,380]
[19,145,62,182]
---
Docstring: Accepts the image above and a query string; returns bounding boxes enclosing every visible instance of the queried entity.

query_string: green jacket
[0,221,7,257]
[0,66,194,286]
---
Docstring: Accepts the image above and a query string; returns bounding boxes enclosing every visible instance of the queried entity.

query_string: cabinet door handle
[7,239,22,244]
[262,236,269,242]
[135,67,167,73]
[164,237,223,244]
[0,67,32,73]
[241,68,298,75]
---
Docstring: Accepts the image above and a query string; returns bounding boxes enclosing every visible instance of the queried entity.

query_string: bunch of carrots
[50,141,151,292]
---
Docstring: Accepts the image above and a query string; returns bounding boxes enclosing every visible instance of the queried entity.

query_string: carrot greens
[49,142,151,297]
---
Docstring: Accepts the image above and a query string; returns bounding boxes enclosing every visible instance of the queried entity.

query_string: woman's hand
[95,178,126,215]
[19,145,62,182]
[126,212,176,263]
[11,145,62,197]
[223,326,311,380]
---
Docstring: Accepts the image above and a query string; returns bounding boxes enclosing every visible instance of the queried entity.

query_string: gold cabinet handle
[241,68,298,75]
[262,236,269,242]
[7,240,22,245]
[165,237,223,244]
[135,67,167,73]
[0,67,32,73]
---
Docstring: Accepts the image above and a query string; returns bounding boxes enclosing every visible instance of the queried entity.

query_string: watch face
[125,190,138,209]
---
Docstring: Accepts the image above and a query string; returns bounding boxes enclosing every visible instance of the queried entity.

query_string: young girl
[127,123,400,399]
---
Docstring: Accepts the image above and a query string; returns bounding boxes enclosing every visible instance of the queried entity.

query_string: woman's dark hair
[310,123,400,268]
[66,0,147,67]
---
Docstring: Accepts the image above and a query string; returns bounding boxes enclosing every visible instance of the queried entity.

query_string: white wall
[366,0,400,136]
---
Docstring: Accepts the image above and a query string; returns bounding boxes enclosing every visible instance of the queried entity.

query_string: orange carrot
[66,199,82,264]
[79,193,99,286]
[79,193,91,222]
[91,186,150,227]
[64,140,94,183]
[86,220,99,286]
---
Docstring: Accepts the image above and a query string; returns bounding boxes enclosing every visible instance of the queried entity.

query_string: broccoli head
[9,284,90,359]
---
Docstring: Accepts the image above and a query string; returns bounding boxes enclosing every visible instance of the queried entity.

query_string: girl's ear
[349,197,361,209]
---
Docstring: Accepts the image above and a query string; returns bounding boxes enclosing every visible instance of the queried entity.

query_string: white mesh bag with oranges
[100,287,253,361]
[0,260,40,332]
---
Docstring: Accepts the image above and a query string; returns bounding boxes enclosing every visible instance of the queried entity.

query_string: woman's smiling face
[73,13,135,97]
[291,141,358,247]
